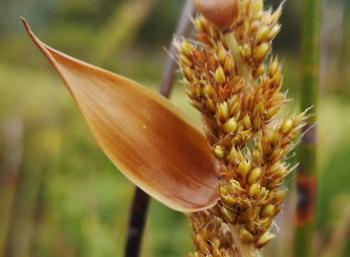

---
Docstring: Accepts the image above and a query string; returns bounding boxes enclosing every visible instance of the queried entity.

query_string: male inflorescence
[177,0,307,255]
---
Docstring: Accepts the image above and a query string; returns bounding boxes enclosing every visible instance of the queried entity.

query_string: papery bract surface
[22,19,219,212]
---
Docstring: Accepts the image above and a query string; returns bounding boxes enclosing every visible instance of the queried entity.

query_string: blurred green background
[0,0,349,256]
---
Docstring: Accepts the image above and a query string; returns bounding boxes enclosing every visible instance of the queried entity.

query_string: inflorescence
[177,0,307,255]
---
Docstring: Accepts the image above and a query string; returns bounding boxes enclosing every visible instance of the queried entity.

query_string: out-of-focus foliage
[0,0,349,257]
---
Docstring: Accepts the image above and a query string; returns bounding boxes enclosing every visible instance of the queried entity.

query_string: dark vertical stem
[295,0,321,256]
[124,1,194,257]
[124,188,150,257]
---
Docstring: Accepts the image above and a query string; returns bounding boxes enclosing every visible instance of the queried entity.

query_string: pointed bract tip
[20,17,31,33]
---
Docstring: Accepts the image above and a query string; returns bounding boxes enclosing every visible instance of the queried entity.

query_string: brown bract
[193,0,239,28]
[22,18,219,213]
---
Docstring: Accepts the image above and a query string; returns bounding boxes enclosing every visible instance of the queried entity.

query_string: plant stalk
[124,1,194,257]
[295,0,321,256]
[160,0,195,97]
[229,225,261,257]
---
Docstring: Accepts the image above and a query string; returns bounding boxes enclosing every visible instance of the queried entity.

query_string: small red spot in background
[296,175,317,226]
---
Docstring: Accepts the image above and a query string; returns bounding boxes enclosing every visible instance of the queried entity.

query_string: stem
[124,188,150,257]
[229,225,261,257]
[295,0,320,256]
[95,0,155,64]
[160,0,195,97]
[223,33,250,78]
[124,1,194,257]
[0,118,23,257]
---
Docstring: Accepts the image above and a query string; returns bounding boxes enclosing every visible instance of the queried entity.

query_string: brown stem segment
[160,0,195,97]
[124,1,194,257]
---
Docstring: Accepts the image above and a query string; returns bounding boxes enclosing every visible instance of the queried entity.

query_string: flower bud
[258,217,272,230]
[256,232,275,249]
[250,0,264,16]
[224,57,234,73]
[221,193,236,206]
[206,98,216,112]
[272,190,288,205]
[259,187,269,201]
[240,228,255,243]
[269,58,279,77]
[202,84,214,97]
[247,167,262,185]
[215,66,226,84]
[217,102,229,121]
[255,26,270,44]
[217,46,227,63]
[237,161,251,179]
[193,0,240,29]
[223,117,238,134]
[281,119,294,134]
[219,204,237,223]
[261,204,275,217]
[214,145,225,159]
[254,42,271,61]
[268,24,281,40]
[242,114,252,130]
[266,106,280,119]
[181,40,195,56]
[248,183,261,199]
[230,179,243,192]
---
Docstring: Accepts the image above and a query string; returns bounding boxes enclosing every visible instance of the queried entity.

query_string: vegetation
[0,0,349,257]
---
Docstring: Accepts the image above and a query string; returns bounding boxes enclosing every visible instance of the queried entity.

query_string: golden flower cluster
[189,207,239,257]
[177,0,307,255]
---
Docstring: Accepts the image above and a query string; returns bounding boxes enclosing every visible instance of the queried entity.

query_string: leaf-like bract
[22,19,219,212]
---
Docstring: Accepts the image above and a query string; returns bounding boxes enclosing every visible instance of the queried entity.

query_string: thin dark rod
[124,1,194,257]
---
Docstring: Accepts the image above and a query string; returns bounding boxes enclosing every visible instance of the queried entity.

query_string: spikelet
[177,0,306,255]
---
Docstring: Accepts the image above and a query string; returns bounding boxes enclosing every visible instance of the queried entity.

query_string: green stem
[223,33,250,78]
[295,0,320,256]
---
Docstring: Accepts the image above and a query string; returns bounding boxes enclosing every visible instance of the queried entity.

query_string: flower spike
[21,18,220,212]
[180,0,306,255]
